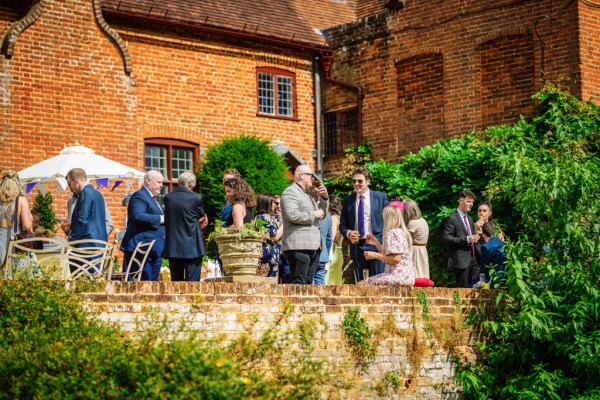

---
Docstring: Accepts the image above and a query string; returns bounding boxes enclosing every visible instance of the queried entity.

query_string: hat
[122,193,133,206]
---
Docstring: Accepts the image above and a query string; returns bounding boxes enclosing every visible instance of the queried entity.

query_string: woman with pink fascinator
[359,200,434,287]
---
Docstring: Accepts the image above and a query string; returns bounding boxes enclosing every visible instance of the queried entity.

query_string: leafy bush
[197,135,290,252]
[0,279,339,399]
[32,193,57,233]
[454,87,600,398]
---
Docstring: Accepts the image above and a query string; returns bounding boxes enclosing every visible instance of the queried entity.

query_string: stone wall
[82,281,497,399]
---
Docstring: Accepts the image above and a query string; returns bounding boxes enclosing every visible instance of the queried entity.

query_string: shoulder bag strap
[13,196,19,235]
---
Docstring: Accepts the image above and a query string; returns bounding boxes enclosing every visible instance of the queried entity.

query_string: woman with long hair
[325,195,344,284]
[255,192,283,277]
[360,201,434,287]
[403,198,430,279]
[474,201,504,241]
[223,177,256,230]
[0,171,33,266]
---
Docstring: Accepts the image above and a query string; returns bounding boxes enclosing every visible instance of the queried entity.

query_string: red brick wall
[396,53,445,154]
[480,34,535,127]
[324,0,581,171]
[1,0,318,232]
[579,2,600,102]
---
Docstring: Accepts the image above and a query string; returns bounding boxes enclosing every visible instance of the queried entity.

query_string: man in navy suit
[339,167,389,282]
[120,170,166,281]
[472,222,506,287]
[65,168,108,247]
[163,171,208,281]
[442,190,481,287]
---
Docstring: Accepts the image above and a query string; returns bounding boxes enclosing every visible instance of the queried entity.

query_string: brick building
[1,0,599,226]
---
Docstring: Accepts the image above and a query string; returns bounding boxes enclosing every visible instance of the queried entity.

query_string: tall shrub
[197,134,290,224]
[456,87,600,399]
[32,193,56,233]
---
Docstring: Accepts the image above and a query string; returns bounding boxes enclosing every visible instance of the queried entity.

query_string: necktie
[358,195,365,238]
[463,215,475,256]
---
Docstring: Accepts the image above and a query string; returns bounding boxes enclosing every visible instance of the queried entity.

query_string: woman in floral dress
[361,201,434,287]
[255,193,283,277]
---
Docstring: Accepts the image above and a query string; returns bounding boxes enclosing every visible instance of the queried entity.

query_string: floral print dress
[256,213,281,277]
[366,228,415,286]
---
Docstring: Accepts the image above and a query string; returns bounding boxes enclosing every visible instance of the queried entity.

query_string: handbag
[13,196,34,250]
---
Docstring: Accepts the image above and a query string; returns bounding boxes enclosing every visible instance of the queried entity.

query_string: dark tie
[463,215,475,256]
[358,194,365,238]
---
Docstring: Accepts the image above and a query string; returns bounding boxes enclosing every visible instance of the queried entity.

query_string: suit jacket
[68,194,114,236]
[479,236,506,273]
[120,187,166,258]
[339,190,389,257]
[281,183,328,251]
[442,210,480,270]
[69,184,108,247]
[162,186,206,259]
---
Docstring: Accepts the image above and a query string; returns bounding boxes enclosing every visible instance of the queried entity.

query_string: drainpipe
[320,54,364,146]
[314,56,323,177]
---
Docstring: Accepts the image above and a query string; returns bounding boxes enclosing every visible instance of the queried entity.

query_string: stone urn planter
[214,233,263,277]
[207,221,276,283]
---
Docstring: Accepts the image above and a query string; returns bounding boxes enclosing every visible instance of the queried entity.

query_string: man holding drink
[340,167,389,282]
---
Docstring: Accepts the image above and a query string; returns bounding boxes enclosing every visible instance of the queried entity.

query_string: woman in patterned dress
[255,193,283,277]
[360,201,434,287]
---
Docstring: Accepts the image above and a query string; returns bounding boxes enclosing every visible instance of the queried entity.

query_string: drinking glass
[479,273,486,283]
[363,269,370,280]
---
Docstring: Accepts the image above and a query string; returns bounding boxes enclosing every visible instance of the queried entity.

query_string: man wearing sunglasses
[280,165,328,284]
[340,167,389,282]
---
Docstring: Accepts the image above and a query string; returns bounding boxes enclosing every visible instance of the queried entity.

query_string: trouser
[169,257,202,282]
[124,251,162,281]
[352,241,386,282]
[284,249,319,284]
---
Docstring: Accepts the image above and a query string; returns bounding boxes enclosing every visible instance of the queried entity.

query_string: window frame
[256,67,298,121]
[324,107,358,157]
[144,138,199,195]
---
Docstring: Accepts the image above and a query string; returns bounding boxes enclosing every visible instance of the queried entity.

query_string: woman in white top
[403,198,430,279]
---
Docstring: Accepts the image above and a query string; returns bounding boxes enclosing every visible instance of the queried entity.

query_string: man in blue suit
[120,170,166,281]
[163,171,208,281]
[339,167,389,282]
[65,168,107,247]
[470,222,506,288]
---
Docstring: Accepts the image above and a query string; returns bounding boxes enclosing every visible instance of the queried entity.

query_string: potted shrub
[207,220,271,282]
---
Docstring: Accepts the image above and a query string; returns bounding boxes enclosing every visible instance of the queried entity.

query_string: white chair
[109,240,155,282]
[2,237,69,279]
[65,239,117,280]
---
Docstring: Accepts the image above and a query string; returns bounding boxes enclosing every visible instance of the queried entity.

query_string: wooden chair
[109,240,155,282]
[2,237,69,279]
[65,239,117,280]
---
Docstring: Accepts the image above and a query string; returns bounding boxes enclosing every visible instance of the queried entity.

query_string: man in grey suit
[281,165,329,284]
[442,190,481,287]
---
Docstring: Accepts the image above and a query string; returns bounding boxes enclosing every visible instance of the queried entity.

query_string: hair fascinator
[389,200,407,210]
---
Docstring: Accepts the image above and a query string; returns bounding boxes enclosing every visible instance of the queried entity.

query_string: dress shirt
[355,189,372,238]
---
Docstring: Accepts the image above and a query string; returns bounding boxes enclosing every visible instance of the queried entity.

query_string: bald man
[280,165,328,284]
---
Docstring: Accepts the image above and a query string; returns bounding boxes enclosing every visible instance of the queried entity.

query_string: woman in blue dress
[255,193,283,277]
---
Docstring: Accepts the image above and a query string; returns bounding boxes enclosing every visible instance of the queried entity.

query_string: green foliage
[206,218,268,243]
[375,371,403,396]
[455,86,600,399]
[197,135,290,223]
[0,279,339,399]
[416,290,433,341]
[32,193,56,233]
[341,307,376,371]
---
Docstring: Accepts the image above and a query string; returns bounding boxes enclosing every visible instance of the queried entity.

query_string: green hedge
[0,279,338,399]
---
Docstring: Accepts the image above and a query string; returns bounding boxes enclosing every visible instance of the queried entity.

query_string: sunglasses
[273,201,280,205]
[353,179,364,184]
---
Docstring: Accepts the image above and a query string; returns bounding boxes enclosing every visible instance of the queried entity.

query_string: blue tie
[358,194,365,238]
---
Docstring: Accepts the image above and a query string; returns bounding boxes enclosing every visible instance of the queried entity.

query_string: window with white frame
[144,139,198,202]
[257,68,297,119]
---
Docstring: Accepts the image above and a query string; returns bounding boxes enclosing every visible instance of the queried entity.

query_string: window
[257,68,297,119]
[144,139,198,202]
[324,108,358,156]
